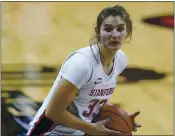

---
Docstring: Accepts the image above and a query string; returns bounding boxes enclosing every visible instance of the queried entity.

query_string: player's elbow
[45,107,65,123]
[45,109,55,122]
[45,109,52,119]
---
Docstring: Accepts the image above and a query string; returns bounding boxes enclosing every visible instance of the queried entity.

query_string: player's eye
[117,27,124,32]
[104,27,113,32]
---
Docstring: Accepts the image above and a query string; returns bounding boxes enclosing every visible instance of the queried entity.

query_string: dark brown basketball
[99,105,132,135]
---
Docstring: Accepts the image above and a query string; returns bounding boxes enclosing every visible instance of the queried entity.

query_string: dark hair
[90,5,132,44]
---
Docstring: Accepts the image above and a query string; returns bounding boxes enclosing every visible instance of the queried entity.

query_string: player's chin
[107,44,121,51]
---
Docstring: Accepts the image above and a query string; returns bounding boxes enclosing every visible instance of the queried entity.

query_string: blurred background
[1,2,174,136]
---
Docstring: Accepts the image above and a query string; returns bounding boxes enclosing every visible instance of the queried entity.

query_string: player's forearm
[46,110,95,134]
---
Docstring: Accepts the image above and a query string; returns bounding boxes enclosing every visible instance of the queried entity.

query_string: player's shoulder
[75,45,98,63]
[117,49,128,62]
[76,45,93,57]
[63,46,93,68]
[116,49,128,70]
[117,49,127,58]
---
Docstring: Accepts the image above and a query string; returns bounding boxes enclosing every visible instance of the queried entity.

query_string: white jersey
[27,44,128,135]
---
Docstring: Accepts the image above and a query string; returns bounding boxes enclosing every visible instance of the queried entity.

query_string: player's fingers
[130,111,140,118]
[132,127,137,132]
[104,129,122,135]
[134,122,141,127]
[134,111,140,116]
[100,117,112,125]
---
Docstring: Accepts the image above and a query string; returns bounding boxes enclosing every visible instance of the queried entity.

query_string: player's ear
[95,26,100,41]
[95,26,97,32]
[95,26,99,34]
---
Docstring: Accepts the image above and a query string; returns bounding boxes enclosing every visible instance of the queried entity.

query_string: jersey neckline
[92,43,117,78]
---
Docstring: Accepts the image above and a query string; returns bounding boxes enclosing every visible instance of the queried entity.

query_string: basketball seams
[100,110,131,133]
[105,125,129,133]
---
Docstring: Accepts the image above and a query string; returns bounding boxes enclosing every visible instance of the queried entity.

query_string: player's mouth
[109,41,120,45]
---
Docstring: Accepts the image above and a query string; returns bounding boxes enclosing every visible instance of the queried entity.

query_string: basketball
[99,105,132,134]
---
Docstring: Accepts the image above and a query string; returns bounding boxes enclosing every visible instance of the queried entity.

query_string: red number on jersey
[82,99,107,117]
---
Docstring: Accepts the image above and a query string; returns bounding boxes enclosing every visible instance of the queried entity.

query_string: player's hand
[129,111,141,132]
[88,118,124,136]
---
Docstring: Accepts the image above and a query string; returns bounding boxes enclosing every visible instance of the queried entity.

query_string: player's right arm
[29,53,122,135]
[45,77,122,135]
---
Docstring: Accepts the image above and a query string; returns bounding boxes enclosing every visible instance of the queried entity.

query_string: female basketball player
[27,5,141,136]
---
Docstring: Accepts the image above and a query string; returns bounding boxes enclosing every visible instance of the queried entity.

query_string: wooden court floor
[2,2,174,135]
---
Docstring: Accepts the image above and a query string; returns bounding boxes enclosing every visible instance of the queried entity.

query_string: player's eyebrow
[117,24,125,27]
[104,23,125,27]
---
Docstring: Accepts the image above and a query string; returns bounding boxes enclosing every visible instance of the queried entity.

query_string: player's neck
[98,44,116,67]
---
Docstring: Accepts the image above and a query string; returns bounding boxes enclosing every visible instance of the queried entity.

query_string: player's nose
[111,29,120,39]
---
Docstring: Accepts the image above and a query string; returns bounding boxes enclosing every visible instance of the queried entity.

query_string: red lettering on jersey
[104,89,108,96]
[89,89,95,96]
[89,87,115,97]
[94,89,99,97]
[100,89,104,96]
[106,89,110,95]
[97,89,102,96]
[110,88,114,95]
